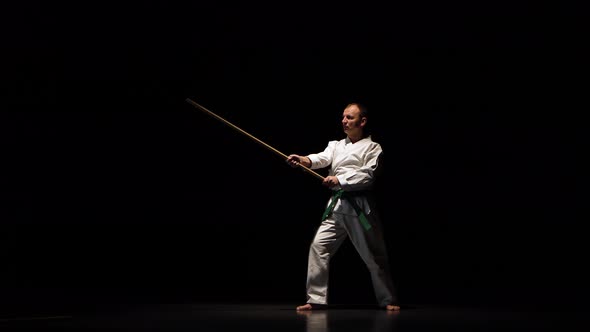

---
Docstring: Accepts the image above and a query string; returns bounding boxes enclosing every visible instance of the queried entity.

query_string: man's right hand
[287,154,311,168]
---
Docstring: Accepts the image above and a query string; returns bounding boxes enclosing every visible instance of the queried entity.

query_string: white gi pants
[305,211,397,307]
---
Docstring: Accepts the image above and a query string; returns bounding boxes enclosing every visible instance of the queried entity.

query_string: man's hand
[286,154,311,168]
[322,175,340,188]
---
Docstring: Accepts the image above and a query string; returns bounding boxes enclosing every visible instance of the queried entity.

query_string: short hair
[346,102,371,136]
[347,102,369,119]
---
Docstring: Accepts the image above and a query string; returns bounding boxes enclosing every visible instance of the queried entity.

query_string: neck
[348,134,363,143]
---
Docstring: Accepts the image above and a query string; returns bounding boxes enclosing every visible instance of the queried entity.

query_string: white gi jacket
[307,135,383,217]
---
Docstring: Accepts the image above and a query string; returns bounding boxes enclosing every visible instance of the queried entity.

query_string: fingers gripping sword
[185,98,325,181]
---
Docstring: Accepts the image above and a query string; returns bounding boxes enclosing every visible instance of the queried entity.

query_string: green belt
[321,189,372,231]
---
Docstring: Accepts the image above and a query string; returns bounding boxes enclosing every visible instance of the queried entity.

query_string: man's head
[342,102,369,142]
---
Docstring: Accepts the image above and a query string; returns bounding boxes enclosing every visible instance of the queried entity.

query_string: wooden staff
[185,98,325,181]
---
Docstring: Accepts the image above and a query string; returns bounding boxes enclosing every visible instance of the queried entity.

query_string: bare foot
[296,303,313,311]
[385,304,401,311]
[296,303,327,311]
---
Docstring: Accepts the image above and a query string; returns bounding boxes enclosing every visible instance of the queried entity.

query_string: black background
[2,1,587,313]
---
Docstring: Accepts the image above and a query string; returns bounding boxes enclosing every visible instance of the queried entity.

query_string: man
[287,102,400,311]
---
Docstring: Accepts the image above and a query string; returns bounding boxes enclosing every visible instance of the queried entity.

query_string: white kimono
[304,135,397,307]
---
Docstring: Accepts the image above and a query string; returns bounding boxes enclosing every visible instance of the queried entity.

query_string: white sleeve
[308,141,337,169]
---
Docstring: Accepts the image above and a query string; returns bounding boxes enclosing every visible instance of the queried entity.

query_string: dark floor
[1,301,587,331]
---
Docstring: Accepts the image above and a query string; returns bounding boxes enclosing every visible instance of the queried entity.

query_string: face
[342,104,366,138]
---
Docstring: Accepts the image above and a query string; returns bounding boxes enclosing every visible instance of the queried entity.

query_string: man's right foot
[296,303,327,311]
[296,303,313,311]
[385,304,401,311]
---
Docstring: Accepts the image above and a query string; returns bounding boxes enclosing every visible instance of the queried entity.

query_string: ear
[360,116,367,128]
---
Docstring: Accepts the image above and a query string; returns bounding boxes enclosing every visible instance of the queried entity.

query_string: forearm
[300,156,312,168]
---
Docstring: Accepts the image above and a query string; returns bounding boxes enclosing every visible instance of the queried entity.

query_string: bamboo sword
[185,98,325,181]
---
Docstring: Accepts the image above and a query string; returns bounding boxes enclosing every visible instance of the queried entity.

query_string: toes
[386,304,401,311]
